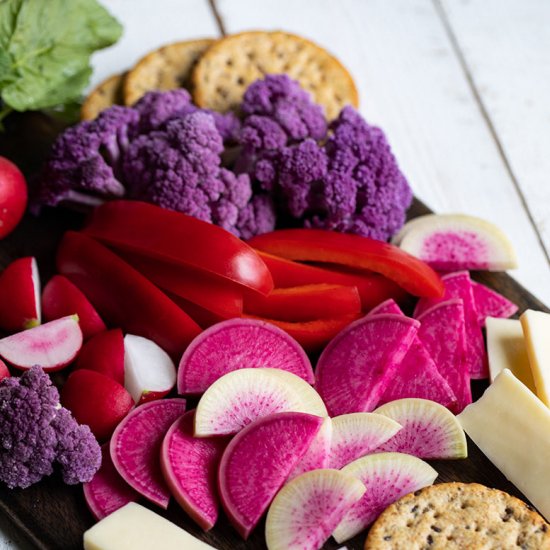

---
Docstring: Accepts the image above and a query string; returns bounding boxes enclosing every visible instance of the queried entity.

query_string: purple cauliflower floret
[0,366,101,489]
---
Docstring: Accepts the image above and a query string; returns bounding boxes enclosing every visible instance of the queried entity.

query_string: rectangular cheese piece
[520,309,550,406]
[486,317,535,392]
[83,503,217,550]
[458,369,550,521]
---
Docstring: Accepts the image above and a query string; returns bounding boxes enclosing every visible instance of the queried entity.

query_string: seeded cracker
[81,73,126,120]
[365,482,550,550]
[191,31,358,119]
[123,39,214,106]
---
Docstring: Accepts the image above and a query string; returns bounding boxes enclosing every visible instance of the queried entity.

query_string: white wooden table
[1,0,549,547]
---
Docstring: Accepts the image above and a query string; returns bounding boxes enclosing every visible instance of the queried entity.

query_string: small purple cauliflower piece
[0,366,101,489]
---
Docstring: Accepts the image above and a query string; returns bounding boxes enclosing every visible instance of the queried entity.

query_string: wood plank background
[1,0,549,548]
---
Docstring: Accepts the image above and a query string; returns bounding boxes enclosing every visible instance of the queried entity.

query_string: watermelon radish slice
[395,214,517,271]
[83,445,140,521]
[374,398,467,459]
[177,318,314,395]
[0,315,82,371]
[471,280,518,325]
[110,398,187,509]
[368,300,456,408]
[288,417,333,481]
[160,410,227,531]
[332,453,438,543]
[329,413,402,470]
[194,368,327,437]
[218,412,323,539]
[315,314,419,416]
[265,469,366,550]
[415,271,487,379]
[417,299,472,413]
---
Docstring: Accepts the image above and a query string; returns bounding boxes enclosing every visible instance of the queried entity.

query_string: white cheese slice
[520,309,550,406]
[486,317,535,392]
[83,503,217,550]
[458,369,550,521]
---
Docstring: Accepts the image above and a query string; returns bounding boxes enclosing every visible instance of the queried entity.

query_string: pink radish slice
[368,300,456,408]
[110,398,187,509]
[417,299,472,413]
[218,412,323,539]
[83,445,140,521]
[177,318,313,395]
[471,280,518,325]
[315,314,419,416]
[0,315,82,371]
[161,410,227,531]
[414,271,487,379]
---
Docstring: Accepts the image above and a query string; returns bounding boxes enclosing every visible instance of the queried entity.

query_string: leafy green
[0,0,122,112]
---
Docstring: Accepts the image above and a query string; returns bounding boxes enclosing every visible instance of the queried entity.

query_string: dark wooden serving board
[0,112,547,550]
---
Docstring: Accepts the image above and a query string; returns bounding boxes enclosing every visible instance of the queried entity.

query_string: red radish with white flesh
[124,334,176,405]
[332,453,438,543]
[0,315,82,371]
[83,445,140,521]
[417,299,472,413]
[75,329,125,385]
[177,318,314,395]
[315,314,419,416]
[61,369,133,441]
[161,410,227,531]
[42,275,106,339]
[0,257,41,332]
[471,280,518,325]
[415,271,487,379]
[329,413,402,470]
[110,398,187,509]
[0,359,9,382]
[194,368,327,437]
[369,300,456,408]
[218,412,323,539]
[265,469,366,550]
[374,398,467,459]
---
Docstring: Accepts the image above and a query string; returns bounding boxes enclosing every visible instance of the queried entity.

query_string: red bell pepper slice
[117,250,243,319]
[244,284,361,322]
[167,293,229,329]
[249,229,444,299]
[257,251,407,310]
[83,200,273,296]
[57,231,201,359]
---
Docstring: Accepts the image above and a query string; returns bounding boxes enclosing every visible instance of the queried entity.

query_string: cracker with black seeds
[81,72,126,120]
[365,482,550,550]
[123,38,214,106]
[191,31,358,119]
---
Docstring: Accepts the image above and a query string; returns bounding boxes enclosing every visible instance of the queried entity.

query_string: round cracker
[191,31,358,119]
[81,72,126,121]
[365,482,550,550]
[123,38,214,106]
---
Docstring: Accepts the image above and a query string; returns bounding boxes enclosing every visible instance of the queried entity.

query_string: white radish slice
[194,368,327,437]
[265,469,366,550]
[333,453,438,543]
[329,413,402,470]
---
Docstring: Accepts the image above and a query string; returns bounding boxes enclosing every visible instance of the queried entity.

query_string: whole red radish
[0,157,27,239]
[42,275,106,339]
[0,359,10,382]
[0,257,41,331]
[61,369,133,441]
[75,329,125,385]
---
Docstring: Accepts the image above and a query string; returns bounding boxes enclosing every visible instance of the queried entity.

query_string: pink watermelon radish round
[218,412,323,539]
[315,314,419,416]
[195,368,327,437]
[416,299,472,413]
[332,452,438,543]
[374,398,467,459]
[471,280,518,326]
[160,410,227,531]
[265,469,366,550]
[177,318,313,395]
[288,417,333,481]
[83,445,140,521]
[110,398,187,509]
